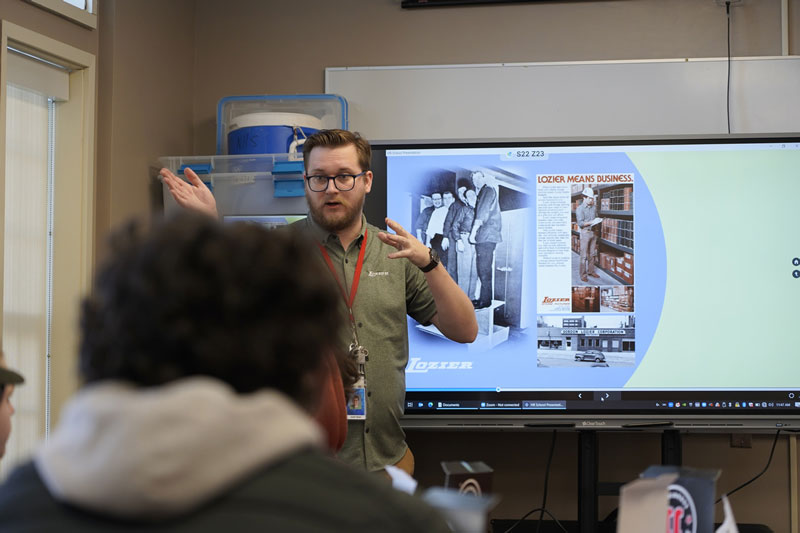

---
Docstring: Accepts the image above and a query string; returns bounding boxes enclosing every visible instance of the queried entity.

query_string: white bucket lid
[228,112,323,133]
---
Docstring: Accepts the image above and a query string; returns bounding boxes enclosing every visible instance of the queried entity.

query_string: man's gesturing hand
[160,167,219,219]
[377,217,431,269]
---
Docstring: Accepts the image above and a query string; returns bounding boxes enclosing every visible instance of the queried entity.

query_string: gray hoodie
[35,377,323,519]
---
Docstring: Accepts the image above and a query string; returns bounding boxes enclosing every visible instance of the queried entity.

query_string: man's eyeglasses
[305,171,367,192]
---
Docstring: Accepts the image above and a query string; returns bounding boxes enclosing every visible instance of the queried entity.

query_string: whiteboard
[325,57,800,141]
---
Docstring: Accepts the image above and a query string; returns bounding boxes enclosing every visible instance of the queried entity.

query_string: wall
[0,0,196,257]
[98,0,800,219]
[97,0,800,530]
[186,2,799,530]
[0,0,98,53]
[325,57,800,139]
[95,0,195,258]
[184,2,799,527]
[190,0,796,152]
[1,0,100,252]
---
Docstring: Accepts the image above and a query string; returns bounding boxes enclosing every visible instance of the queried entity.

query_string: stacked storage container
[161,94,348,219]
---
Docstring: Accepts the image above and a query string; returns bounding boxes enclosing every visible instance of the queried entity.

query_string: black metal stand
[493,428,772,533]
[661,429,682,466]
[577,429,684,533]
[577,431,598,533]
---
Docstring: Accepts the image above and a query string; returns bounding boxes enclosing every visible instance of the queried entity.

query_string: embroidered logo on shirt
[367,270,389,277]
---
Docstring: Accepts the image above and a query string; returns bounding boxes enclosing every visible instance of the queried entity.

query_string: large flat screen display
[367,135,800,430]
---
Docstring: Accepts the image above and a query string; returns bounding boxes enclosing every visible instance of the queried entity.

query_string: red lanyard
[317,229,368,318]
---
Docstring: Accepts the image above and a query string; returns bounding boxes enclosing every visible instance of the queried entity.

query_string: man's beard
[308,193,365,233]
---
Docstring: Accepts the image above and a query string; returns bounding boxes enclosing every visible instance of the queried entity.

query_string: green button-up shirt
[295,214,437,471]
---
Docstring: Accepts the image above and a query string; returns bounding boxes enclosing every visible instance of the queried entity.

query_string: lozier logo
[667,484,697,533]
[458,478,483,496]
[407,357,473,373]
[541,296,570,305]
[368,270,389,277]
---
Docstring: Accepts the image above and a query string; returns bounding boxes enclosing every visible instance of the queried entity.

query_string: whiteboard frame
[325,56,800,141]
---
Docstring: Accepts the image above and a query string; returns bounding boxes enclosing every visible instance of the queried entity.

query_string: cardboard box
[639,466,720,533]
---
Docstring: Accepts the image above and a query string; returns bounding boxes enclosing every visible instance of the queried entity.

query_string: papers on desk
[421,487,499,533]
[716,496,739,533]
[385,464,418,495]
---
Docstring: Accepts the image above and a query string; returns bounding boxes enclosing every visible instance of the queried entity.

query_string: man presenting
[160,130,477,476]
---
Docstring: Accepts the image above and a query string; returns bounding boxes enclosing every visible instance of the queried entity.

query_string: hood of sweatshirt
[35,377,323,520]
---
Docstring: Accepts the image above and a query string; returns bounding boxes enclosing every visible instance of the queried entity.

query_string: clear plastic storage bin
[159,153,308,217]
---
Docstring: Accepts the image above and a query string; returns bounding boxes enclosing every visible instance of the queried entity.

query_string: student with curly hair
[0,213,450,532]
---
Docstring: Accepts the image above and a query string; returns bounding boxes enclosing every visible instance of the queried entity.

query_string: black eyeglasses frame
[304,171,368,192]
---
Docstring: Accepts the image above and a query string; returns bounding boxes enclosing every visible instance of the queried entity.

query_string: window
[623,340,635,352]
[1,21,95,478]
[3,84,50,475]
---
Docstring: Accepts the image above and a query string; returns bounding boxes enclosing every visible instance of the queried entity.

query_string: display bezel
[366,133,800,431]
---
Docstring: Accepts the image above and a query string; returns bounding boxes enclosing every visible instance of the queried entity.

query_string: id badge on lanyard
[317,231,369,421]
[347,343,368,420]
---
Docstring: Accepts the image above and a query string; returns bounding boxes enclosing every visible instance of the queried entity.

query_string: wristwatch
[420,247,440,273]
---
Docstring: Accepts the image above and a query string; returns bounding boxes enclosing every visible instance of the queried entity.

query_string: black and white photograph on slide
[411,166,530,353]
[537,314,636,368]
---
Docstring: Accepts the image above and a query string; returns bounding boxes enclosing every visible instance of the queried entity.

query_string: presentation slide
[384,141,800,394]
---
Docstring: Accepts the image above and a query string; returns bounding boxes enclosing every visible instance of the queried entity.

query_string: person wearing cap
[0,352,24,460]
[575,187,601,283]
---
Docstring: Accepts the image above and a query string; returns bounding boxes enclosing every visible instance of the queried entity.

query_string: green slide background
[625,149,800,389]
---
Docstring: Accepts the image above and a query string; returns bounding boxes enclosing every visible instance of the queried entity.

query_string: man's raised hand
[160,167,219,219]
[377,217,430,269]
